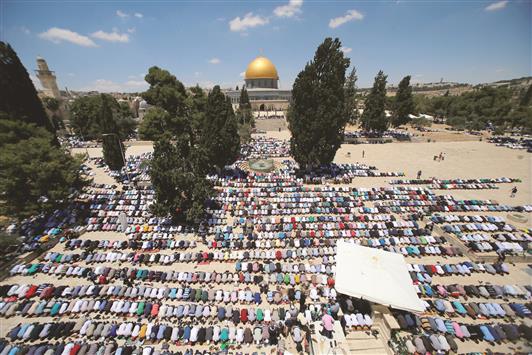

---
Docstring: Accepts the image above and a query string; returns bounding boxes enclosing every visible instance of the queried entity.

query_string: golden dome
[245,56,279,80]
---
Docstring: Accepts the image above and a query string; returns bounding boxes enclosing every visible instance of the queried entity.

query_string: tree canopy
[361,70,389,132]
[141,68,239,224]
[69,94,136,140]
[99,94,125,171]
[239,87,251,110]
[138,107,188,141]
[199,86,240,171]
[344,67,359,125]
[287,37,350,168]
[391,75,414,127]
[0,42,55,134]
[149,136,213,225]
[143,66,188,116]
[0,119,86,220]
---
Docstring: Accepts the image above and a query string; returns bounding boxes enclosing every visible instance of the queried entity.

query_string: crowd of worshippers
[240,137,290,159]
[391,177,520,190]
[488,136,532,152]
[343,130,412,141]
[2,137,531,355]
[398,319,532,353]
[395,255,532,353]
[116,153,153,185]
[431,214,531,255]
[296,163,404,184]
[373,197,525,214]
[0,341,250,355]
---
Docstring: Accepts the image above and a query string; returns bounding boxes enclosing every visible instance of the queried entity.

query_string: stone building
[35,57,61,100]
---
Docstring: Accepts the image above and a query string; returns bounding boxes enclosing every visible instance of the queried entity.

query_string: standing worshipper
[510,186,517,198]
[417,170,422,179]
[320,309,334,339]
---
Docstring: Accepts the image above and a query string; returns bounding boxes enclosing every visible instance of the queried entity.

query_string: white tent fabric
[335,240,425,313]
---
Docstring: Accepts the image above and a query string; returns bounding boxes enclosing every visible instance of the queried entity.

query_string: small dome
[245,56,279,80]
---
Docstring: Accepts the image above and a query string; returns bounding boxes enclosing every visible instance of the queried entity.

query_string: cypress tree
[99,94,125,171]
[392,75,414,127]
[345,67,359,125]
[361,71,389,132]
[0,42,55,134]
[287,37,350,168]
[200,85,240,171]
[239,87,251,110]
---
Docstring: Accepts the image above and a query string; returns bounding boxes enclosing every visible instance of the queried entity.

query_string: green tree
[520,84,532,106]
[0,119,51,147]
[0,120,86,219]
[138,107,175,140]
[361,70,389,132]
[411,116,432,128]
[43,97,60,111]
[0,42,55,134]
[149,136,213,224]
[42,97,64,131]
[238,122,252,143]
[139,67,193,140]
[344,67,359,125]
[392,75,415,127]
[143,66,187,116]
[287,37,350,168]
[199,86,240,171]
[187,85,208,137]
[239,87,251,110]
[99,94,125,170]
[116,102,137,139]
[415,85,530,132]
[69,95,136,140]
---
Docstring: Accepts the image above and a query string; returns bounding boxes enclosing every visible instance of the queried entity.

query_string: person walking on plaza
[510,186,517,197]
[362,150,365,158]
[417,170,422,179]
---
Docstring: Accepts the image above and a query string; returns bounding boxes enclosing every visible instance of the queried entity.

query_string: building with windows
[225,56,291,113]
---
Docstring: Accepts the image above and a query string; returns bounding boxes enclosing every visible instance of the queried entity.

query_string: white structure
[335,240,425,313]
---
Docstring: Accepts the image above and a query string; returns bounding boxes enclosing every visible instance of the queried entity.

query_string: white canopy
[335,240,425,313]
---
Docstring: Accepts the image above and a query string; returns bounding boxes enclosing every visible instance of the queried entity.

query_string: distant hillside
[360,76,532,98]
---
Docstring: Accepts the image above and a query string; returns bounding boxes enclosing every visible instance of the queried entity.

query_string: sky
[1,0,530,92]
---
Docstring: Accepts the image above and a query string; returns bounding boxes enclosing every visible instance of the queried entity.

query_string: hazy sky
[2,0,530,92]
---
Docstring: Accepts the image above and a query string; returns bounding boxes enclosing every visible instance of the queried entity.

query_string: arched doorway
[259,104,265,111]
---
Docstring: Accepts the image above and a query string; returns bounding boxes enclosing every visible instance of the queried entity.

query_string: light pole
[102,133,131,184]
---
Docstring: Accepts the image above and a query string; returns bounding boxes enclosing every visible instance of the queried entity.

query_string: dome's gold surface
[245,56,279,80]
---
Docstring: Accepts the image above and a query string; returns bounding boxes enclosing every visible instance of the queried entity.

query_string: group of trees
[415,84,532,133]
[69,94,134,170]
[142,66,240,224]
[288,37,416,169]
[0,42,86,220]
[70,95,136,141]
[360,73,416,131]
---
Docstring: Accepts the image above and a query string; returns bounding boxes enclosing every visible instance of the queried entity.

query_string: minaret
[35,57,61,99]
